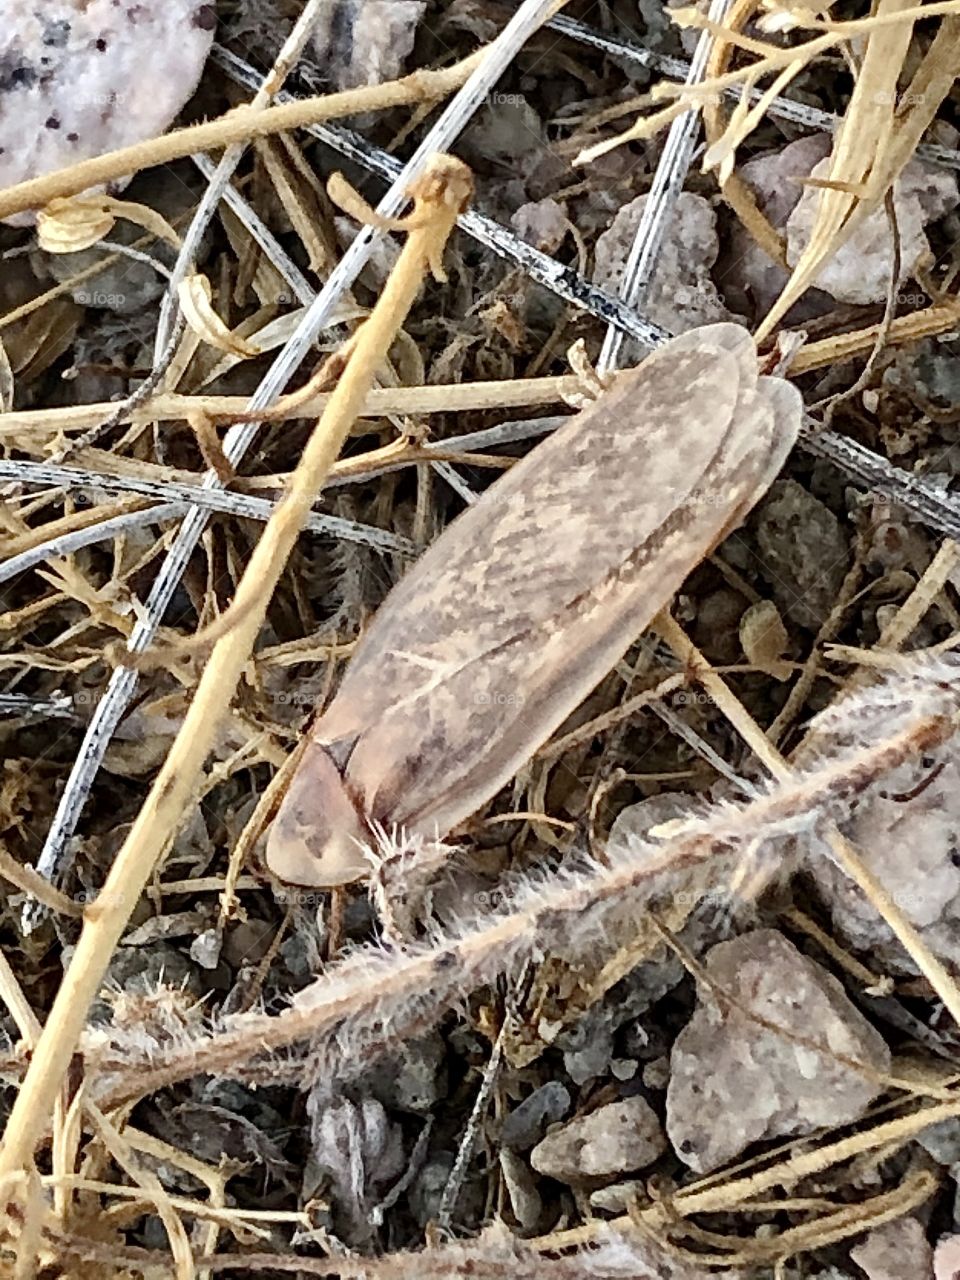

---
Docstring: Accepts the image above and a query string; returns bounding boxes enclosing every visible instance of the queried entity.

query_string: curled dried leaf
[565,338,606,405]
[37,196,116,253]
[327,171,401,231]
[177,273,262,358]
[36,194,181,255]
[101,197,181,248]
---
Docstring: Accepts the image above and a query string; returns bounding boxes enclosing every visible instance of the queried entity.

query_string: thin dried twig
[211,46,668,348]
[191,154,315,308]
[67,0,339,484]
[155,0,331,365]
[0,377,577,436]
[0,460,414,562]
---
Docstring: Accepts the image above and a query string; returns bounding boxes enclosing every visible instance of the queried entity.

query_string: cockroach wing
[267,324,803,887]
[310,330,751,740]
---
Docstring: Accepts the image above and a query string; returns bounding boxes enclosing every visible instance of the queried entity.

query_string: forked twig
[547,10,959,169]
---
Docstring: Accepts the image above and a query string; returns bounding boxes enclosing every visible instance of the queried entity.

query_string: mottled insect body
[267,323,803,887]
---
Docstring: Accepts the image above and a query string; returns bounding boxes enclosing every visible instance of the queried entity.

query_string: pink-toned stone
[851,1218,934,1280]
[666,929,891,1173]
[787,155,958,305]
[718,133,833,321]
[935,1234,960,1280]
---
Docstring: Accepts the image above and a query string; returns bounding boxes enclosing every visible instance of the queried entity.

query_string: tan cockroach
[266,323,803,888]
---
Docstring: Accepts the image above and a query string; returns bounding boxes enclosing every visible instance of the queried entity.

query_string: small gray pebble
[919,1117,960,1165]
[589,1178,647,1214]
[364,1033,447,1114]
[189,928,222,970]
[499,1148,543,1232]
[642,1057,671,1091]
[501,1082,572,1151]
[611,1059,638,1081]
[751,480,849,632]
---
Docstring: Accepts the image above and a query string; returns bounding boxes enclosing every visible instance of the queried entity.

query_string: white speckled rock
[666,930,890,1173]
[0,1,215,223]
[530,1096,666,1183]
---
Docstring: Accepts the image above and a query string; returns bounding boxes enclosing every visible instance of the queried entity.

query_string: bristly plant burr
[267,323,803,888]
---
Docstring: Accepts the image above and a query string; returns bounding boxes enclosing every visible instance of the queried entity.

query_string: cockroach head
[265,741,371,888]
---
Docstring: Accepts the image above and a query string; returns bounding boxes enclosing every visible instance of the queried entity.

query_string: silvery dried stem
[597,0,732,374]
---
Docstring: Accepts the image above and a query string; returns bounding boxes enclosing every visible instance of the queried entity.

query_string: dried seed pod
[267,323,803,887]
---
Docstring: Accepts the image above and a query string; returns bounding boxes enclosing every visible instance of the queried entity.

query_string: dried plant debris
[0,1,215,222]
[89,659,960,1086]
[3,0,960,1274]
[718,133,836,324]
